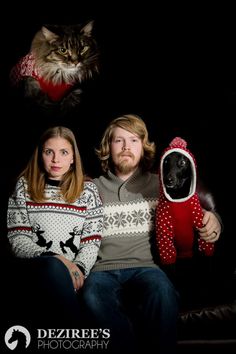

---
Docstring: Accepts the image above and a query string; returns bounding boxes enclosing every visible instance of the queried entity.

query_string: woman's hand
[198,210,221,243]
[54,255,85,291]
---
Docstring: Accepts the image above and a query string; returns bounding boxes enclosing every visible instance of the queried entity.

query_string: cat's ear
[80,21,94,37]
[41,26,59,43]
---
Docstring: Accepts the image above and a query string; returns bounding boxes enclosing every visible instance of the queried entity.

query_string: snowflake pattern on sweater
[7,177,104,277]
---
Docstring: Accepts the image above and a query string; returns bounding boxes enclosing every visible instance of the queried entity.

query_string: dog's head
[163,152,192,199]
[160,137,197,202]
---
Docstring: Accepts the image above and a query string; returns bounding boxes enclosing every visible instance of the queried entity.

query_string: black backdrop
[1,2,235,269]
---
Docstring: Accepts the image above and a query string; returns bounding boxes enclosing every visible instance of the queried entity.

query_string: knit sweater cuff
[40,251,58,257]
[75,263,86,275]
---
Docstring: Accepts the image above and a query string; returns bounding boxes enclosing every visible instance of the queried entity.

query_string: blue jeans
[82,267,179,354]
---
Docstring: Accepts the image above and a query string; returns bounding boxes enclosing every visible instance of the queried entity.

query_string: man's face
[110,127,143,175]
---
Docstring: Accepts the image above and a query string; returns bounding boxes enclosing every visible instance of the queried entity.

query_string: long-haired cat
[10,21,99,113]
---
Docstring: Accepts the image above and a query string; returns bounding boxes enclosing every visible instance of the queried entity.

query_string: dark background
[1,2,235,270]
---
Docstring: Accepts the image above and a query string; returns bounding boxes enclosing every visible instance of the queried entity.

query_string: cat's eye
[57,47,68,55]
[81,46,89,55]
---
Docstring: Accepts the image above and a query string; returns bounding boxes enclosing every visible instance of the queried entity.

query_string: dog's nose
[167,176,174,183]
[165,175,176,187]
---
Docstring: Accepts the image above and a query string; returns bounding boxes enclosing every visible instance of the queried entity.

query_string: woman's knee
[32,256,70,281]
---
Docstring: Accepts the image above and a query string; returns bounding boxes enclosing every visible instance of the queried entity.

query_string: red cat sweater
[10,53,73,101]
[156,137,214,265]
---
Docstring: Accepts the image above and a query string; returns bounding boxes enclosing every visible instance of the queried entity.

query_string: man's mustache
[119,152,134,159]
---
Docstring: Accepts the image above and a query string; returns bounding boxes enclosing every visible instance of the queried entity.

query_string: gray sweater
[92,168,160,271]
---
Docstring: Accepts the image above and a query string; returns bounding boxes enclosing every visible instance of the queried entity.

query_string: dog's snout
[164,174,176,188]
[166,175,173,183]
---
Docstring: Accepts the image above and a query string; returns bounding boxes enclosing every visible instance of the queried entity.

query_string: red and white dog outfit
[156,137,214,265]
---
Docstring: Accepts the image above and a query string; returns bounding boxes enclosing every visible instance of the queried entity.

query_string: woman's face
[42,137,74,180]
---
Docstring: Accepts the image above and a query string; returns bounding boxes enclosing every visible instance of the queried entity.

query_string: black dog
[156,137,215,266]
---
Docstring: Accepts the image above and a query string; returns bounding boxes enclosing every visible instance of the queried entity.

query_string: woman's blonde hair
[96,114,156,172]
[20,126,84,203]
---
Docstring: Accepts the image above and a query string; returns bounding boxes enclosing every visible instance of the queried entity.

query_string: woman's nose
[52,154,59,162]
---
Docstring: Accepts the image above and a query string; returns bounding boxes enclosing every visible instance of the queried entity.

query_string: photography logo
[4,325,31,350]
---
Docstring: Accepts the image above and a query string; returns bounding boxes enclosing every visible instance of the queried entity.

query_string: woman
[7,126,103,326]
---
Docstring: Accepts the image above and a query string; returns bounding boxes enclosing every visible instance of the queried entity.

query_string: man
[82,114,221,354]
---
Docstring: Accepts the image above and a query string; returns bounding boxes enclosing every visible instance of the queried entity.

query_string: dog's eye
[178,159,187,167]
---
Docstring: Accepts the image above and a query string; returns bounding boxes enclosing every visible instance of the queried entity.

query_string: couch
[176,251,236,353]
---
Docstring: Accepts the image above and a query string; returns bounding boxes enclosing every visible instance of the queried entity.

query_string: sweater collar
[46,178,61,187]
[107,167,142,185]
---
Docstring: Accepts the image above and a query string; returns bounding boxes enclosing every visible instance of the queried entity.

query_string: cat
[10,21,99,113]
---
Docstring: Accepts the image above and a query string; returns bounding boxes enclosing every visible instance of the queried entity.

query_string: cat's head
[31,21,99,84]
